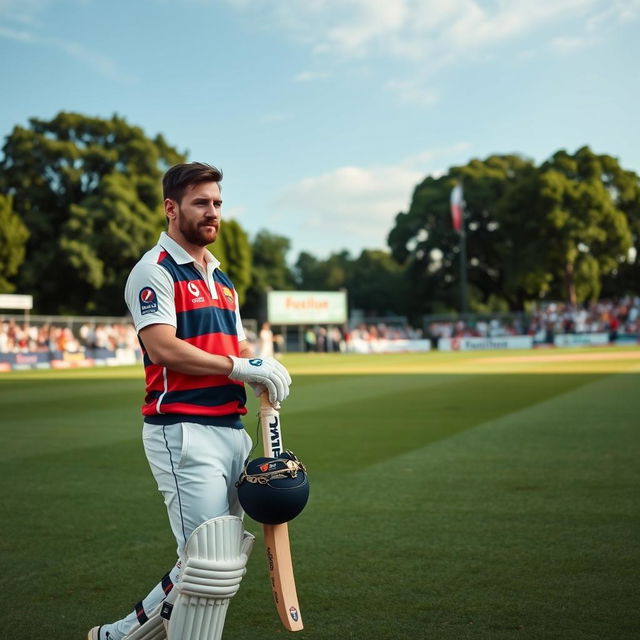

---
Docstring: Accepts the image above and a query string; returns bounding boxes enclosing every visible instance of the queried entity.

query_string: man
[258,321,274,358]
[88,162,291,640]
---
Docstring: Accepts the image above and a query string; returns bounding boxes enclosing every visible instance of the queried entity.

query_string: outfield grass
[1,348,639,639]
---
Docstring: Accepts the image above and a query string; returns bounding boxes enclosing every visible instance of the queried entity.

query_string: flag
[450,183,463,232]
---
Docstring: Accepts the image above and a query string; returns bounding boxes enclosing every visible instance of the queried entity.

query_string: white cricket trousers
[104,421,253,640]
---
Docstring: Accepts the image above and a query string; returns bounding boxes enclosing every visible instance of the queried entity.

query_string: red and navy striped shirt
[125,234,247,427]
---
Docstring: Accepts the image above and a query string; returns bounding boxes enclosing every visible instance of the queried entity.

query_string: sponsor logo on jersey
[188,281,205,303]
[139,287,158,315]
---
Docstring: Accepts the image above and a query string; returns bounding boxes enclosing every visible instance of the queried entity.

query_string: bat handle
[260,390,281,411]
[260,390,272,409]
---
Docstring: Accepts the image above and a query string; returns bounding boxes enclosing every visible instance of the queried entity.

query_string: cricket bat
[259,392,304,632]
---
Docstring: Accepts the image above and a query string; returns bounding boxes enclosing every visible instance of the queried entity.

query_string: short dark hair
[162,162,223,203]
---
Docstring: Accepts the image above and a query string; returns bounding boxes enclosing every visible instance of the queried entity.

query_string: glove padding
[229,356,291,405]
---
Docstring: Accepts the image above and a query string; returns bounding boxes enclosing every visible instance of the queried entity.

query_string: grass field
[1,347,639,639]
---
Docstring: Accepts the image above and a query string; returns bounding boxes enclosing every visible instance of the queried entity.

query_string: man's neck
[167,230,207,269]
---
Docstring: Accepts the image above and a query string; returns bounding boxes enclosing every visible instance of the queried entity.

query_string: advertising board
[267,291,347,325]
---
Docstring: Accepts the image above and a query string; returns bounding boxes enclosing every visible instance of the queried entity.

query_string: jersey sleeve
[124,261,176,333]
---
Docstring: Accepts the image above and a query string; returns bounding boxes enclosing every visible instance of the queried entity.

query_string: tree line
[1,112,638,322]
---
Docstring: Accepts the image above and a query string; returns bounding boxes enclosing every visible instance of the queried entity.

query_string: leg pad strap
[179,558,247,598]
[123,604,166,640]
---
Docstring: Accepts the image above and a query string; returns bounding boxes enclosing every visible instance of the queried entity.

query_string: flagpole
[459,202,469,316]
[450,182,469,316]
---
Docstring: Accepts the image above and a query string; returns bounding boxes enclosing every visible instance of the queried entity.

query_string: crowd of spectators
[0,318,139,354]
[426,297,640,343]
[347,323,422,344]
[527,297,639,342]
[344,323,426,353]
[2,297,638,357]
[427,317,523,342]
[304,326,346,352]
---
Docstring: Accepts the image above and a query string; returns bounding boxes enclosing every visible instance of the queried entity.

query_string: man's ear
[164,198,178,221]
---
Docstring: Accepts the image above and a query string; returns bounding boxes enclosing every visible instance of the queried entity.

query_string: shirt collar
[158,231,220,270]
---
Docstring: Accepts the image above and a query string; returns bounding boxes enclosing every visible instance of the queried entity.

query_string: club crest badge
[222,286,234,305]
[139,287,158,315]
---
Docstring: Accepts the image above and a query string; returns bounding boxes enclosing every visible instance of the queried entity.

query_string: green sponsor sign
[267,291,347,325]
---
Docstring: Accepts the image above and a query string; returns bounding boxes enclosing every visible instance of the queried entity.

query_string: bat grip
[260,390,272,409]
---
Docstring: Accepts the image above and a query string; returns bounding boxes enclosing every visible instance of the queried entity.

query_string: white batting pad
[167,516,255,640]
[123,604,167,640]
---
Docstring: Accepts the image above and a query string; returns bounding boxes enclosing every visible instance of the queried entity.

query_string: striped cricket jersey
[124,232,247,427]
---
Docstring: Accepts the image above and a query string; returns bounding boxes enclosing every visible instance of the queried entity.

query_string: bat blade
[259,393,304,632]
[263,523,304,631]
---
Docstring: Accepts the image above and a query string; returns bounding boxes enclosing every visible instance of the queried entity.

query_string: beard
[178,212,219,247]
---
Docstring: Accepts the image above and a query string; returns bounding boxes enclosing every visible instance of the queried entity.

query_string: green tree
[293,251,324,289]
[322,251,351,290]
[0,194,29,293]
[0,111,185,313]
[388,154,537,313]
[293,249,408,320]
[346,249,409,317]
[243,230,294,320]
[213,218,252,305]
[388,149,639,313]
[538,148,637,302]
[530,148,634,303]
[601,160,640,297]
[293,250,350,291]
[456,155,541,310]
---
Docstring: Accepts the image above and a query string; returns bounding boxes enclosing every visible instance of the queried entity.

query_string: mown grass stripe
[0,353,638,639]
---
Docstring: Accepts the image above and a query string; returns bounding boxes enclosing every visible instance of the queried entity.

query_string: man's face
[170,181,222,247]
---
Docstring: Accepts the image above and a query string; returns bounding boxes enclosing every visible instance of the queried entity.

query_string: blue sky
[1,0,638,261]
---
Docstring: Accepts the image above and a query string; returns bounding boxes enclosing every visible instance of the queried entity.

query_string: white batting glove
[246,381,267,400]
[228,356,292,405]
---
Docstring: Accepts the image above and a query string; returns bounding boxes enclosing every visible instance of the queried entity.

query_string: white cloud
[614,0,640,22]
[316,0,409,57]
[275,164,421,253]
[293,70,330,82]
[548,34,601,53]
[223,0,634,112]
[223,0,624,68]
[585,0,640,32]
[0,24,34,40]
[272,143,470,255]
[440,0,595,48]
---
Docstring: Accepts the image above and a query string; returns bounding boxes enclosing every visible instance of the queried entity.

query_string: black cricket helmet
[236,450,309,525]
